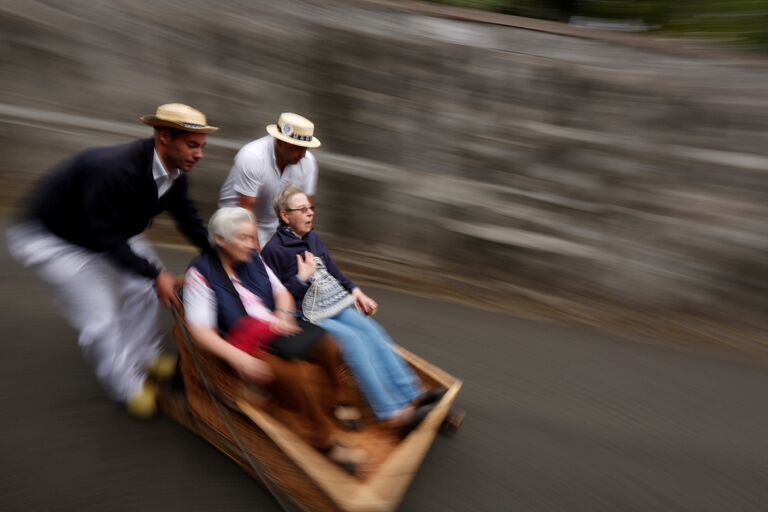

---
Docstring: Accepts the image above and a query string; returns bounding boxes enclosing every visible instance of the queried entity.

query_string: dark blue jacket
[26,138,210,278]
[261,226,356,316]
[189,250,276,334]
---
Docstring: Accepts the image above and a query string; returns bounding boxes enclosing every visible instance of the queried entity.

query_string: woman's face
[282,192,315,237]
[218,220,257,263]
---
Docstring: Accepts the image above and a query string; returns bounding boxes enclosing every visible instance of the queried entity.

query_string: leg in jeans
[318,312,404,420]
[334,307,423,406]
[262,352,333,450]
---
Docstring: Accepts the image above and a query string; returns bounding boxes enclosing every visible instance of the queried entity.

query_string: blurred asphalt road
[2,223,768,512]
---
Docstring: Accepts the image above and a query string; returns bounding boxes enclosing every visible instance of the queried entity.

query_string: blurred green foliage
[429,0,768,50]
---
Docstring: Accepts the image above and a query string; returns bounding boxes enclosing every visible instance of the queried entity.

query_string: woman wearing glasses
[261,185,444,434]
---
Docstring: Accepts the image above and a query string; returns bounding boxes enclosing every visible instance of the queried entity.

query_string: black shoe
[414,387,447,407]
[399,403,436,438]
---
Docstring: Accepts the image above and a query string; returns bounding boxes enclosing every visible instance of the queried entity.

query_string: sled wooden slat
[160,308,463,512]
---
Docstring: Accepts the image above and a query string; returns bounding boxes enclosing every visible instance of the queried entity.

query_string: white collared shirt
[217,135,318,247]
[152,150,182,198]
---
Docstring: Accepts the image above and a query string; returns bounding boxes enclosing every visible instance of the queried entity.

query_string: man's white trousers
[7,221,163,402]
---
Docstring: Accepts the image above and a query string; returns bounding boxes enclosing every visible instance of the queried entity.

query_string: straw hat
[140,103,218,133]
[266,113,321,148]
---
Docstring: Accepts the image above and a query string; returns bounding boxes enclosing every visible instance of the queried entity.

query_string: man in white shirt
[219,112,320,248]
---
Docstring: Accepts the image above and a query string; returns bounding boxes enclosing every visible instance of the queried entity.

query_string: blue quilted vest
[189,250,276,334]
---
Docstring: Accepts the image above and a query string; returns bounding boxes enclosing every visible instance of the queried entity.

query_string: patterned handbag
[302,256,355,323]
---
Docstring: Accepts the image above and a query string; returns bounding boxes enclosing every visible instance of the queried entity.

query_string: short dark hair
[155,126,186,138]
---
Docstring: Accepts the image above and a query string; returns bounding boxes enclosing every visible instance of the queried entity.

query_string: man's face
[159,130,207,172]
[275,139,307,167]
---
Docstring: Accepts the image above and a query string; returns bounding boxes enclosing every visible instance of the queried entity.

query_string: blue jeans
[317,307,423,420]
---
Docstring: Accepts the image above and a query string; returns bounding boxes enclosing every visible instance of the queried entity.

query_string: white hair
[207,207,255,246]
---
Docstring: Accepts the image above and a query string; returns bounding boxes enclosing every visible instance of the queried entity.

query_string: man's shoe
[147,353,177,382]
[126,381,159,419]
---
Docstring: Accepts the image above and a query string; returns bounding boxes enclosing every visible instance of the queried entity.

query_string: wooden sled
[159,308,464,512]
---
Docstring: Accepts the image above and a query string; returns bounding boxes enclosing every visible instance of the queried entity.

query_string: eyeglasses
[284,205,316,214]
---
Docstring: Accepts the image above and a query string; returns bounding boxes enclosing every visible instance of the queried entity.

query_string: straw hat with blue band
[266,112,321,148]
[140,103,219,133]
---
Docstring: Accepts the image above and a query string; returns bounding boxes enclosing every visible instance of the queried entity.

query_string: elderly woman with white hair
[182,206,365,472]
[262,185,445,434]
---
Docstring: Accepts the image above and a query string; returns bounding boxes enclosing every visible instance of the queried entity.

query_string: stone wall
[2,0,768,342]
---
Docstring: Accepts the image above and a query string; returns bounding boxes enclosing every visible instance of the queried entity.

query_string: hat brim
[266,124,321,148]
[141,116,219,134]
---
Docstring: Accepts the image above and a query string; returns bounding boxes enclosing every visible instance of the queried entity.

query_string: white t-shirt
[183,262,287,329]
[218,135,318,247]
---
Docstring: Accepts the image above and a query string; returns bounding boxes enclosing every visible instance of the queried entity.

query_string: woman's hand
[270,315,302,336]
[231,352,273,384]
[296,251,317,282]
[352,288,378,316]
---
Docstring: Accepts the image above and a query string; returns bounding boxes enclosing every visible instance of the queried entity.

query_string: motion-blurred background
[5,2,768,511]
[3,0,768,354]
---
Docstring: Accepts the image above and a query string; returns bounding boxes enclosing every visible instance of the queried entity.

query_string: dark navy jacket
[26,138,210,278]
[261,226,356,316]
[189,250,276,335]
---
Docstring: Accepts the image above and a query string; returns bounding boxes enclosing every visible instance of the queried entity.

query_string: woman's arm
[270,288,302,336]
[187,324,273,383]
[274,286,297,317]
[312,235,378,313]
[263,262,301,335]
[183,266,272,383]
[351,287,378,315]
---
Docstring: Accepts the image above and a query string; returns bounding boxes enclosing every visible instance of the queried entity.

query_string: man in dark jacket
[7,103,217,417]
